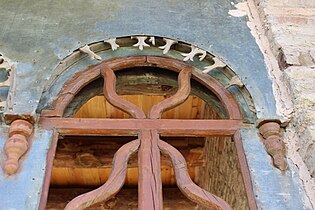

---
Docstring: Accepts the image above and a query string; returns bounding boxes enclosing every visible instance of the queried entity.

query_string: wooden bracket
[259,121,287,171]
[4,119,33,175]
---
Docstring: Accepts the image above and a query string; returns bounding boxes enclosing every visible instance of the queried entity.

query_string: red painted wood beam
[39,118,241,137]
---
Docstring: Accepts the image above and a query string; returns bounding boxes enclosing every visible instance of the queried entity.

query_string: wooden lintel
[39,118,241,137]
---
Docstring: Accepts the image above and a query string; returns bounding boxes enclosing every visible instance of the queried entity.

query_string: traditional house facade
[0,0,314,209]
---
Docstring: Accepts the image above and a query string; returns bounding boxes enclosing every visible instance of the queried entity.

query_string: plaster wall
[0,0,313,209]
[250,0,315,206]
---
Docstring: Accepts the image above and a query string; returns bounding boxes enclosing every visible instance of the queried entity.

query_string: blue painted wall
[0,0,311,209]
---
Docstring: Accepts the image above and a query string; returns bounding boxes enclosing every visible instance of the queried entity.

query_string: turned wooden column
[4,119,33,175]
[259,121,287,171]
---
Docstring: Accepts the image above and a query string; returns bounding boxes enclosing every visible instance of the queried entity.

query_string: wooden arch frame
[41,56,241,119]
[39,56,257,209]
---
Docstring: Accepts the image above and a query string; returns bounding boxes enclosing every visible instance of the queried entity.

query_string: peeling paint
[228,2,248,17]
[229,1,294,122]
[229,0,315,207]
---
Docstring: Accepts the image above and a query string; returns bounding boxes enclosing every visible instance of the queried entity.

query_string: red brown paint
[4,119,33,175]
[259,121,287,171]
[39,56,257,210]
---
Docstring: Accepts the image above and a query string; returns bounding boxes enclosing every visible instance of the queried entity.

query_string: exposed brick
[256,0,315,201]
[310,49,315,62]
[298,52,315,66]
[276,16,308,24]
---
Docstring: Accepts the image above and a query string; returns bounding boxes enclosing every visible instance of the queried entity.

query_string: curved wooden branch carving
[101,65,146,119]
[146,56,242,119]
[158,140,232,210]
[64,139,140,210]
[149,68,191,119]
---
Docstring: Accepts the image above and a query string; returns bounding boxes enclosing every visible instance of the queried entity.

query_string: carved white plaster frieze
[149,36,155,46]
[181,45,206,62]
[131,36,150,50]
[46,36,232,95]
[225,76,244,89]
[0,53,13,111]
[104,38,120,51]
[159,38,178,54]
[0,56,11,70]
[79,45,102,61]
[202,57,226,74]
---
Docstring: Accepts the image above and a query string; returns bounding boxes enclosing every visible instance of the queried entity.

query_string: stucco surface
[0,128,53,210]
[253,0,315,206]
[0,0,312,209]
[240,127,312,210]
[0,0,277,120]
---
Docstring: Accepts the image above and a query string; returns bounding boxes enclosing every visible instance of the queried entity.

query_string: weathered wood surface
[47,188,197,210]
[74,95,206,119]
[138,130,163,210]
[40,56,244,209]
[259,121,287,171]
[102,66,145,119]
[4,119,33,175]
[39,118,241,137]
[52,136,204,168]
[146,56,242,120]
[136,67,192,210]
[149,68,191,119]
[159,140,232,210]
[50,136,203,187]
[41,56,241,120]
[41,65,101,117]
[39,131,59,210]
[64,139,140,210]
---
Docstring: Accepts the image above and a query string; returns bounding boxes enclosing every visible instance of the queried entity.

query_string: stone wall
[251,0,315,206]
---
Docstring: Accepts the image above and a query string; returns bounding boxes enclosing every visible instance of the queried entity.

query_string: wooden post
[138,130,163,210]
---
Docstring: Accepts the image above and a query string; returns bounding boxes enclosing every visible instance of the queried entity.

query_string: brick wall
[198,105,248,210]
[253,0,315,205]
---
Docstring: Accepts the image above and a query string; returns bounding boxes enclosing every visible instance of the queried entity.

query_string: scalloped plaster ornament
[202,57,226,73]
[159,38,178,54]
[79,45,102,60]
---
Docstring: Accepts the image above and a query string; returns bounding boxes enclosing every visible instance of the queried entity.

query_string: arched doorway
[39,56,256,209]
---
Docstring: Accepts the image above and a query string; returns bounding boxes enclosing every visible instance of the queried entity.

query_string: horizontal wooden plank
[39,118,241,137]
[46,187,197,210]
[53,136,204,168]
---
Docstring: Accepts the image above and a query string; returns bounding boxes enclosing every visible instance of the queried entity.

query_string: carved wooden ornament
[40,56,255,209]
[4,119,33,175]
[259,122,287,171]
[63,64,232,210]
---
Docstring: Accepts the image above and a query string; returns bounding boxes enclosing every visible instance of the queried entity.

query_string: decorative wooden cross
[62,66,232,210]
[39,56,247,209]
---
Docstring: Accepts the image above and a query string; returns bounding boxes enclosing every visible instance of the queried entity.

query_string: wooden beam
[39,118,241,137]
[46,188,197,210]
[52,136,205,168]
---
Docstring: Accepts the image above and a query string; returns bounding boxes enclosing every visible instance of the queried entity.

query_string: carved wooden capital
[259,122,287,171]
[4,119,33,175]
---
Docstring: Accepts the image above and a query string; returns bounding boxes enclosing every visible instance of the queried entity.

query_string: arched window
[39,56,256,209]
